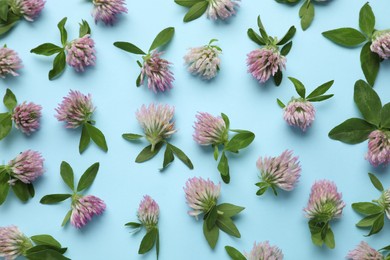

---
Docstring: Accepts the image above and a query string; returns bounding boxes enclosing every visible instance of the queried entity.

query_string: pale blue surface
[1,0,390,259]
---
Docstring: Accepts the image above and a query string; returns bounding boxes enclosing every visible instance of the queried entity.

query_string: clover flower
[245,241,284,260]
[347,241,383,260]
[0,226,32,260]
[12,102,42,135]
[283,99,316,131]
[70,195,106,229]
[13,0,45,21]
[206,0,239,20]
[371,31,390,60]
[137,195,159,230]
[92,0,127,25]
[65,35,96,72]
[8,150,44,184]
[0,46,22,78]
[366,130,390,167]
[193,112,227,146]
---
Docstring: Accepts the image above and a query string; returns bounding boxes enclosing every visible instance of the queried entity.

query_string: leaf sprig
[351,173,389,236]
[202,203,245,249]
[0,88,17,140]
[79,120,108,154]
[113,27,174,87]
[122,134,193,171]
[225,245,247,260]
[322,3,382,86]
[0,0,34,37]
[247,16,296,86]
[174,0,210,23]
[277,77,334,108]
[25,234,70,260]
[212,113,255,184]
[40,161,101,227]
[125,221,160,259]
[329,80,389,145]
[30,18,91,80]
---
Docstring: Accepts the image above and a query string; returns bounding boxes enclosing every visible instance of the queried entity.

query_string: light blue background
[1,0,390,259]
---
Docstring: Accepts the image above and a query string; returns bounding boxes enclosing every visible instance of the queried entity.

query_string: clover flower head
[14,0,45,21]
[140,50,174,93]
[92,0,127,25]
[184,177,221,218]
[55,90,95,129]
[206,0,239,20]
[283,99,316,131]
[245,241,284,260]
[371,31,390,60]
[366,130,390,167]
[193,112,227,146]
[137,195,159,230]
[346,241,383,260]
[8,150,44,184]
[12,102,42,135]
[65,35,96,72]
[247,47,286,84]
[0,226,32,260]
[70,195,106,229]
[0,46,22,78]
[184,43,221,80]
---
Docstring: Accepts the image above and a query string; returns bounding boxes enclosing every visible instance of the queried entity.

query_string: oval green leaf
[183,1,208,23]
[328,118,376,144]
[322,28,366,47]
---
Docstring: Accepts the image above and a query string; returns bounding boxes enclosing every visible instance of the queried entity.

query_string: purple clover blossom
[184,177,221,218]
[12,102,42,135]
[366,130,390,167]
[247,47,286,84]
[135,103,176,151]
[140,50,174,93]
[256,150,301,192]
[8,150,44,184]
[245,241,284,260]
[283,99,316,131]
[346,241,383,260]
[0,226,32,260]
[70,195,106,229]
[0,46,22,78]
[65,35,96,72]
[137,195,159,230]
[193,112,228,146]
[370,30,390,60]
[184,43,221,80]
[92,0,127,25]
[55,90,95,129]
[14,0,45,22]
[304,180,345,222]
[206,0,239,20]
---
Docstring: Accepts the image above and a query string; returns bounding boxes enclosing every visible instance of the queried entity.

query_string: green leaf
[359,3,375,37]
[221,113,230,129]
[125,222,142,228]
[307,95,334,102]
[216,216,241,238]
[206,206,218,230]
[79,20,91,38]
[0,0,8,21]
[218,152,230,184]
[299,0,314,31]
[60,161,74,191]
[40,194,72,204]
[356,213,381,227]
[257,15,267,33]
[27,183,35,197]
[113,42,146,55]
[354,79,381,126]
[149,27,175,51]
[352,202,383,215]
[12,181,31,202]
[273,70,282,86]
[288,77,306,98]
[0,12,20,36]
[247,28,265,46]
[77,162,100,192]
[203,221,219,249]
[307,80,334,99]
[85,123,108,152]
[161,145,174,170]
[156,228,160,259]
[30,43,63,56]
[175,0,204,7]
[183,1,208,22]
[277,26,296,45]
[79,124,91,154]
[368,173,384,192]
[30,235,61,248]
[0,112,12,140]
[136,72,142,87]
[322,28,367,47]
[49,51,66,80]
[324,228,335,249]
[61,210,72,227]
[367,213,384,236]
[25,248,70,260]
[360,42,380,87]
[225,132,255,152]
[381,103,390,128]
[225,246,246,260]
[276,98,286,108]
[25,245,67,255]
[256,185,269,196]
[138,228,157,254]
[0,171,9,205]
[57,17,68,46]
[3,88,17,111]
[280,41,292,56]
[122,133,143,141]
[217,203,245,217]
[168,143,194,169]
[328,118,376,144]
[135,142,164,163]
[213,145,219,161]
